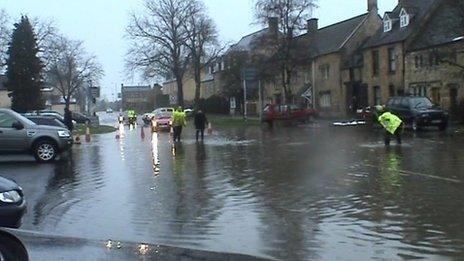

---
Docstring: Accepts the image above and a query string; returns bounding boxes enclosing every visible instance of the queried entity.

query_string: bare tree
[126,0,193,107]
[253,0,316,103]
[46,35,103,110]
[0,9,11,71]
[184,0,221,110]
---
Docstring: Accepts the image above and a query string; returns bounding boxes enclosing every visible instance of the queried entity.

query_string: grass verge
[74,124,117,135]
[205,114,261,128]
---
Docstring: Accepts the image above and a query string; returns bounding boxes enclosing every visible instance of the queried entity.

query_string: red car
[151,111,173,132]
[262,104,318,123]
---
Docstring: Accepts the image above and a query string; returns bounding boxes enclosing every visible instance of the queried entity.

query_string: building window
[383,14,392,32]
[388,48,396,73]
[415,55,424,68]
[319,92,331,108]
[372,50,380,76]
[304,71,310,83]
[373,86,381,105]
[400,8,409,28]
[412,85,427,97]
[320,65,330,80]
[429,52,439,67]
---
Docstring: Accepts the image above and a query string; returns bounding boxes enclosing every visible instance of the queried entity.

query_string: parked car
[385,96,449,131]
[151,111,173,132]
[0,108,73,162]
[0,176,26,228]
[262,104,318,123]
[106,108,113,113]
[25,115,69,129]
[24,111,65,122]
[72,112,90,124]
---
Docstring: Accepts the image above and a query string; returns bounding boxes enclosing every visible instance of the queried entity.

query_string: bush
[198,95,229,114]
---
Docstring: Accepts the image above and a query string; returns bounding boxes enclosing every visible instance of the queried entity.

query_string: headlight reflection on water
[151,132,160,175]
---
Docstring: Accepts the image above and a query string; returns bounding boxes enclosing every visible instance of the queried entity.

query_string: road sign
[243,68,258,81]
[90,86,100,98]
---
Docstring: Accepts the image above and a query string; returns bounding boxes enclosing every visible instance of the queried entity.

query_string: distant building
[121,84,154,112]
[0,75,11,108]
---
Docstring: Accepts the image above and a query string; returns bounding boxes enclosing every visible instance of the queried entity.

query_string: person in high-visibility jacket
[376,105,403,146]
[172,107,187,142]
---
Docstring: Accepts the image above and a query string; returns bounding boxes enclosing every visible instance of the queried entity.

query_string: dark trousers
[173,126,183,142]
[384,127,402,146]
[196,128,205,141]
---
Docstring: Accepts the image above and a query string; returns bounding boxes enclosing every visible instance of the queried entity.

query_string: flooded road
[1,114,464,260]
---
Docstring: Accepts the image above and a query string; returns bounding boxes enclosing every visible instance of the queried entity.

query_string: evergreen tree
[5,16,44,112]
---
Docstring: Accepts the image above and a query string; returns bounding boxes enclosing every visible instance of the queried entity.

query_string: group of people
[171,107,209,142]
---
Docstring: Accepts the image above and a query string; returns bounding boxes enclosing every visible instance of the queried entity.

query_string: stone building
[265,0,382,117]
[361,0,441,107]
[121,85,154,112]
[404,0,464,113]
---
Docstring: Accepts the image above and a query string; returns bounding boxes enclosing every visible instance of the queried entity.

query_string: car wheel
[412,119,420,131]
[33,140,57,163]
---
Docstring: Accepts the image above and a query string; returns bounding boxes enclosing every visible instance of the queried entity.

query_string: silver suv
[0,109,73,162]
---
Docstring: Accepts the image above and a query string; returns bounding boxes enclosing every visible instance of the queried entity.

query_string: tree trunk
[176,75,184,108]
[194,67,201,111]
[64,96,70,111]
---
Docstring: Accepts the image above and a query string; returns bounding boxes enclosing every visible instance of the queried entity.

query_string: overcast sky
[1,0,397,100]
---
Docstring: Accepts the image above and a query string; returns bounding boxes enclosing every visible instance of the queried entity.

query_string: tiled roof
[408,0,463,50]
[297,13,369,58]
[365,0,439,48]
[226,28,269,53]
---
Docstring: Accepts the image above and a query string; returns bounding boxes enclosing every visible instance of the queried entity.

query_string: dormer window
[400,8,409,28]
[383,14,392,32]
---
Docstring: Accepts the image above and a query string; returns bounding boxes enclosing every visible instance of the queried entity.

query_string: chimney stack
[368,0,378,12]
[307,18,318,34]
[268,17,278,35]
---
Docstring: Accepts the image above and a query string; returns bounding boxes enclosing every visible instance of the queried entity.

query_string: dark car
[385,96,449,131]
[0,176,26,228]
[25,115,69,129]
[72,112,90,124]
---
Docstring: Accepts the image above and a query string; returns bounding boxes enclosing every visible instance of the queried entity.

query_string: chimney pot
[307,18,318,33]
[368,0,378,12]
[268,17,278,35]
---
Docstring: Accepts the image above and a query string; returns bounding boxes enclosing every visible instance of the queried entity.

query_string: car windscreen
[155,112,172,118]
[411,97,433,109]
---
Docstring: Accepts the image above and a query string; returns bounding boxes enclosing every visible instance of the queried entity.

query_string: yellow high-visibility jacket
[378,112,403,134]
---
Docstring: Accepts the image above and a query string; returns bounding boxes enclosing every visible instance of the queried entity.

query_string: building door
[431,88,441,105]
[346,83,368,115]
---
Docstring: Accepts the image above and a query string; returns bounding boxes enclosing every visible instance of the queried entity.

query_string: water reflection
[151,132,160,175]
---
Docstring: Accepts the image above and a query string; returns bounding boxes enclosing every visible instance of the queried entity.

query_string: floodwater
[1,113,464,260]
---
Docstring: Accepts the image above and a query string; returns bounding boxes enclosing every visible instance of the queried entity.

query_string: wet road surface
[1,113,464,260]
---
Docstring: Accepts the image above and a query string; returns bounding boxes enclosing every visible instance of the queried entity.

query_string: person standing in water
[194,109,208,141]
[172,107,186,142]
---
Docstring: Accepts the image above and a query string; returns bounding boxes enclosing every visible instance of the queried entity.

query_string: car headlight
[0,190,21,203]
[421,113,429,117]
[58,130,71,138]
